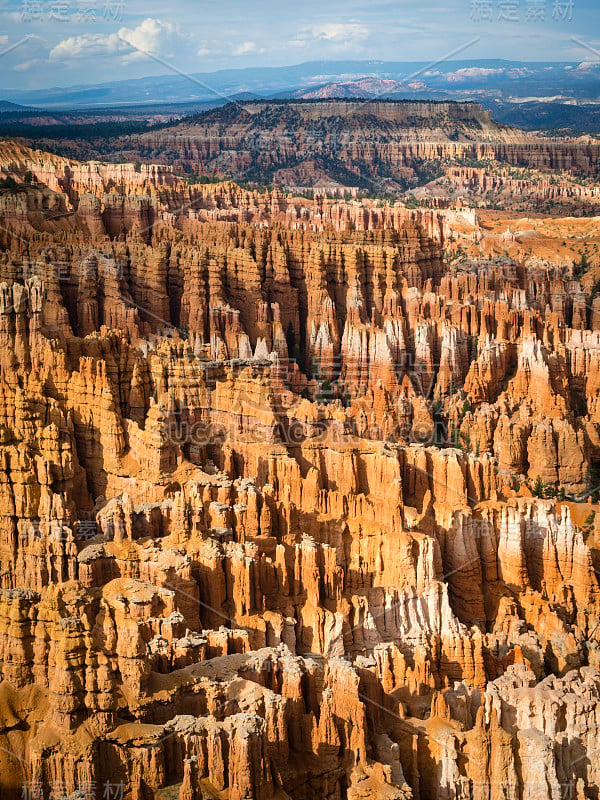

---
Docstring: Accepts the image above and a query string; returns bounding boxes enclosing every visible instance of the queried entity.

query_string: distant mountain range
[122,99,600,194]
[0,100,35,113]
[2,59,600,110]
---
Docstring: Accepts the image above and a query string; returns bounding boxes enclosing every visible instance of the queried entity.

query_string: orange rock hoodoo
[0,142,599,799]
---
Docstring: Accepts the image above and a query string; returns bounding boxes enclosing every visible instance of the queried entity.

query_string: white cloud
[309,23,369,42]
[13,58,39,71]
[119,17,176,59]
[234,41,256,56]
[0,34,8,47]
[233,41,264,56]
[289,23,369,50]
[50,32,122,61]
[50,17,178,62]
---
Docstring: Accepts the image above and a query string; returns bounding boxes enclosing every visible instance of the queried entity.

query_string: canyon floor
[0,128,600,800]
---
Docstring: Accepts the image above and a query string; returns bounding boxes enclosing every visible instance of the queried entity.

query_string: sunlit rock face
[137,100,600,193]
[0,141,600,800]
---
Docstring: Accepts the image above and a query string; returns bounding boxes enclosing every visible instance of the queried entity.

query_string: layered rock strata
[0,143,598,799]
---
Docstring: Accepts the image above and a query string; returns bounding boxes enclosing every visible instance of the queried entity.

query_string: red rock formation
[0,141,598,799]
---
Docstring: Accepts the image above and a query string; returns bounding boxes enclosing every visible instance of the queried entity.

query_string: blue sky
[0,0,599,90]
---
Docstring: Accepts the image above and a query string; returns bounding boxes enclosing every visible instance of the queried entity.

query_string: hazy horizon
[0,0,598,92]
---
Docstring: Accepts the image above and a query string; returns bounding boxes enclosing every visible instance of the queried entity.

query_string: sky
[0,0,599,91]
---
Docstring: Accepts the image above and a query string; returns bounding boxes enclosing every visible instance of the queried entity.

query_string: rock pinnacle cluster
[0,135,599,799]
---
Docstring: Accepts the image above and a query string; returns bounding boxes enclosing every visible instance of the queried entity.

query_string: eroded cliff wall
[0,144,599,800]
